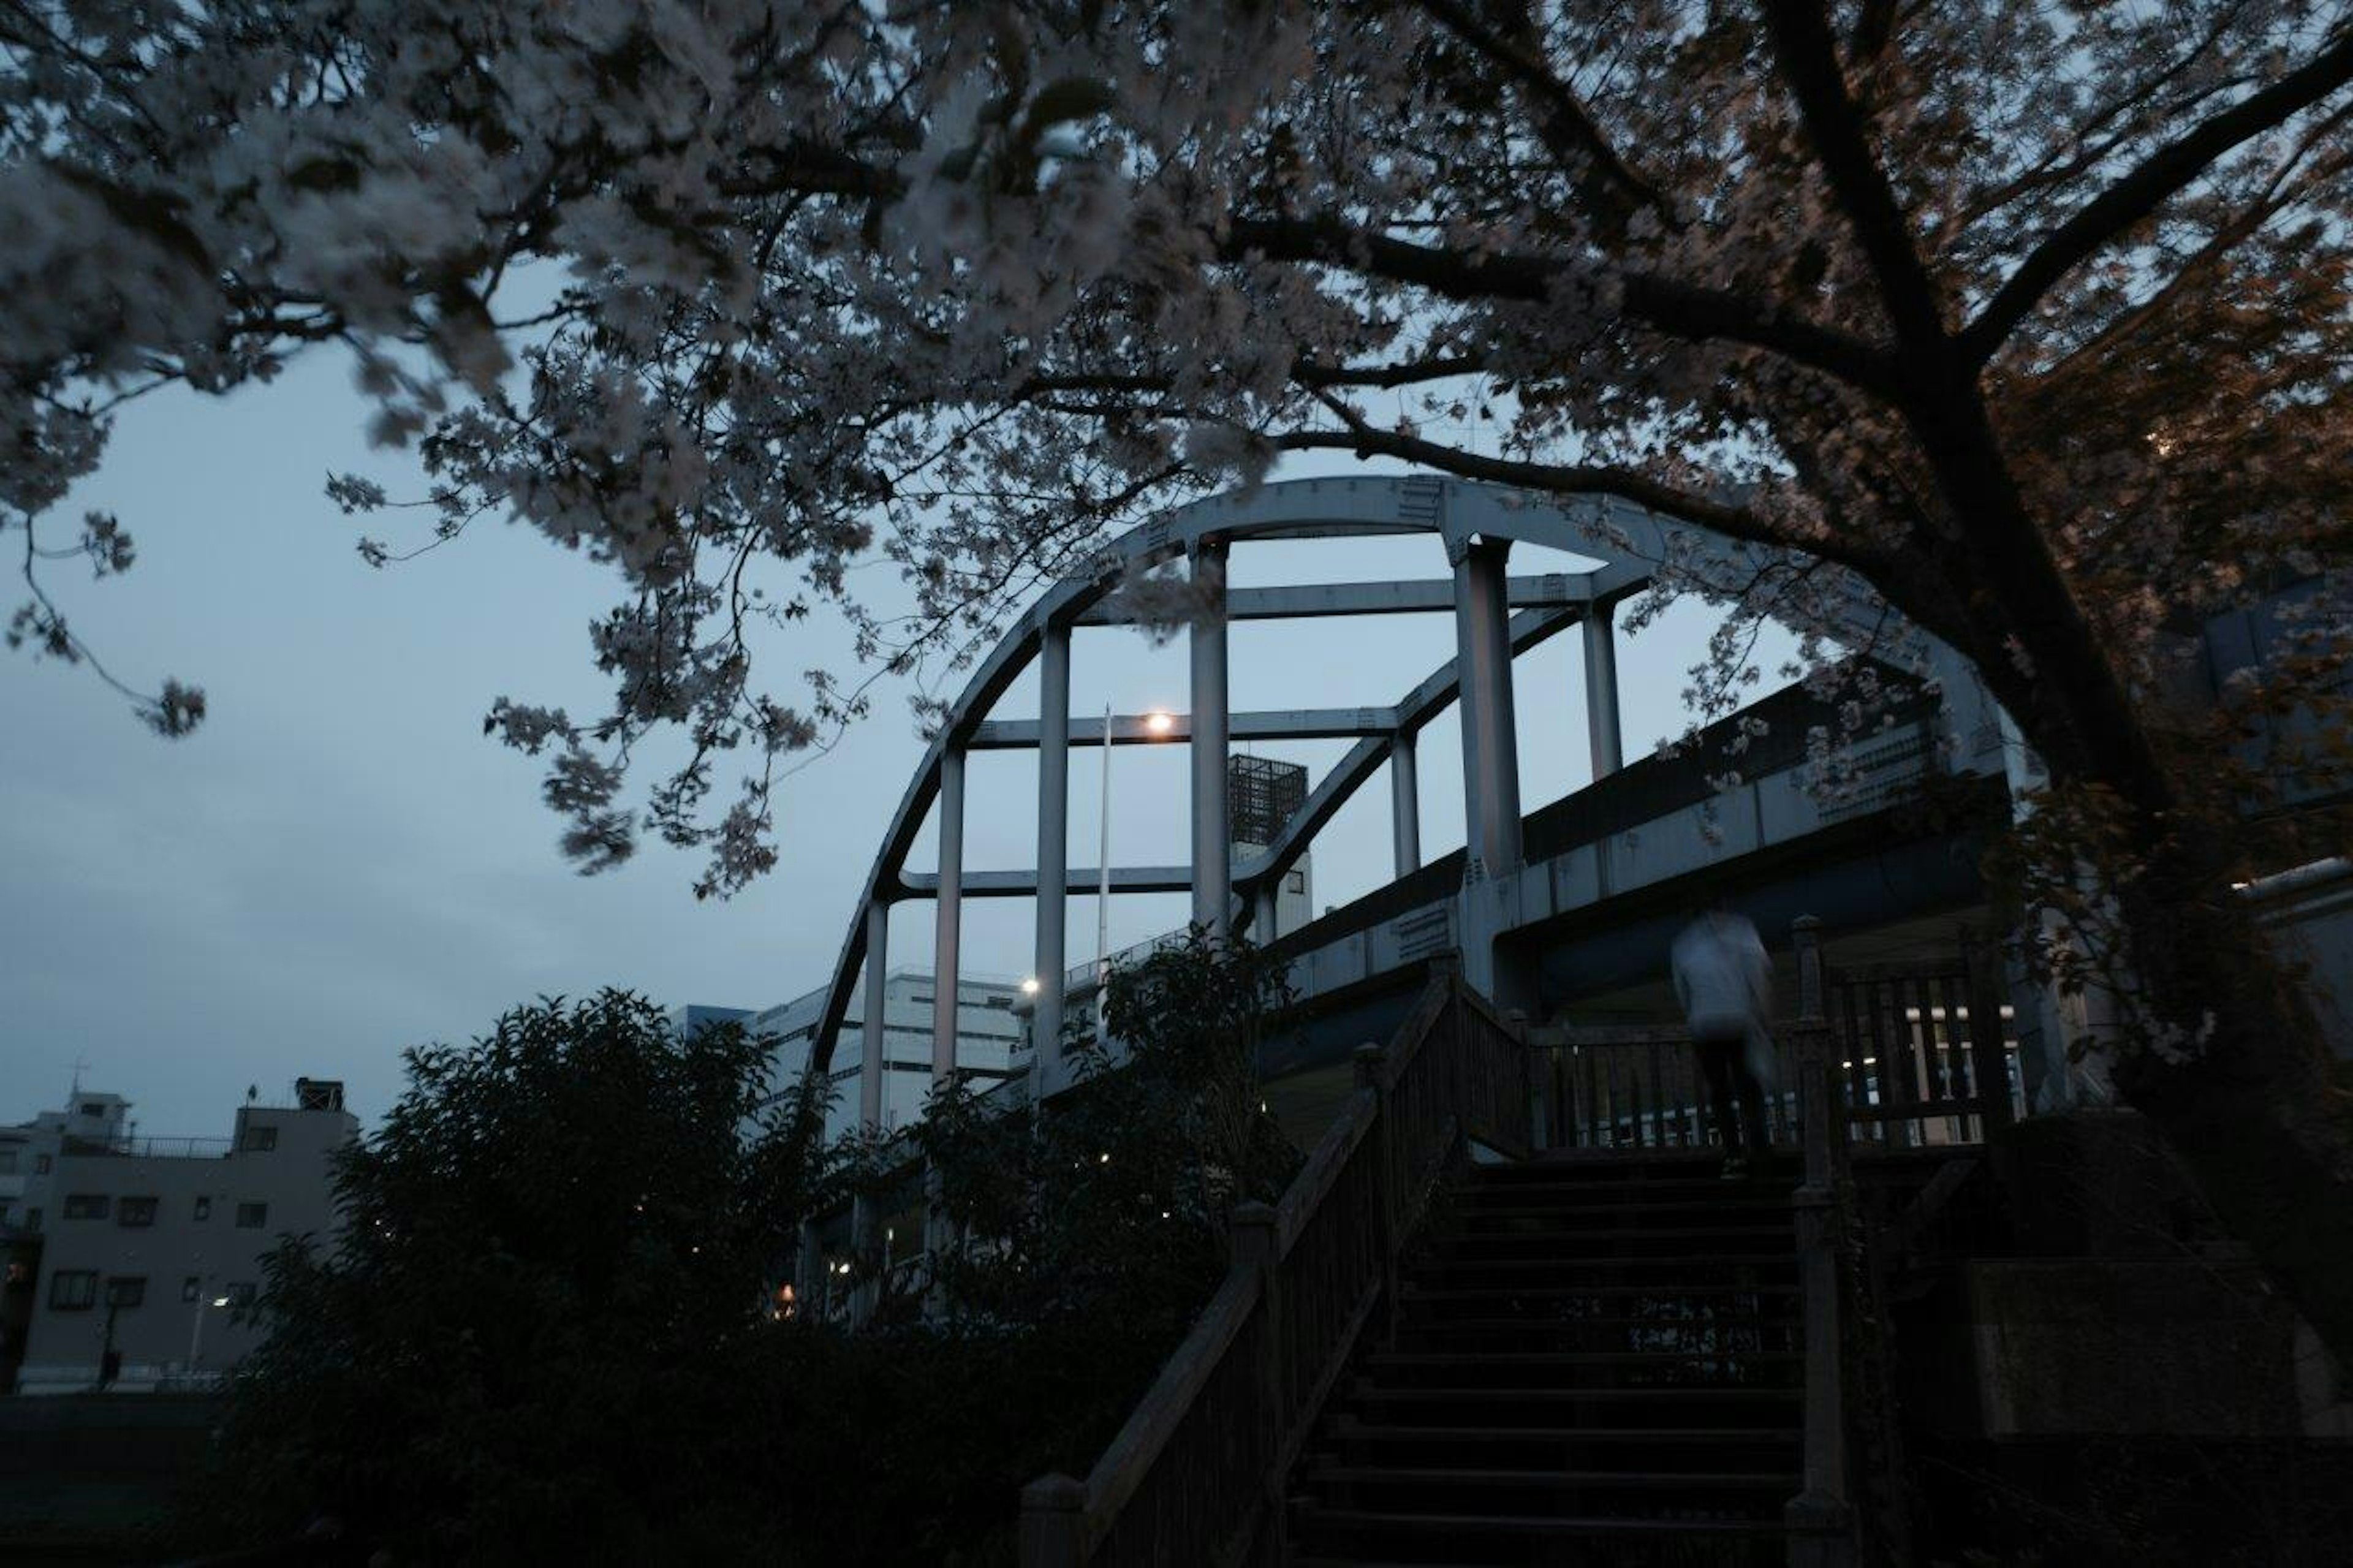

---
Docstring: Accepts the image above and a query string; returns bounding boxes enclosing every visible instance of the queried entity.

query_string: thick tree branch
[1960,23,2353,365]
[1223,213,1898,395]
[1273,403,1881,569]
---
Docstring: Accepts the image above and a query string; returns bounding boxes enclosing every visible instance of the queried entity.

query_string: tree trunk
[1997,616,2353,1364]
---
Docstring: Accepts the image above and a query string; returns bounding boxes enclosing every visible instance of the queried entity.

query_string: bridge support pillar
[1253,881,1278,944]
[1583,599,1624,779]
[1392,729,1421,876]
[854,895,889,1326]
[1191,539,1232,937]
[933,746,964,1079]
[1034,622,1071,1065]
[1451,535,1522,881]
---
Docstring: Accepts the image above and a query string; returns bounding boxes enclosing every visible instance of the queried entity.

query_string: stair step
[1292,1504,1791,1537]
[1426,1227,1797,1259]
[1397,1314,1803,1335]
[1328,1420,1802,1449]
[1308,1463,1802,1491]
[1350,1381,1803,1401]
[1406,1257,1799,1285]
[1371,1349,1800,1367]
[1455,1197,1797,1222]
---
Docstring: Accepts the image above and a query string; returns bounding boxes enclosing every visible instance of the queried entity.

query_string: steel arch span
[803,473,2001,1132]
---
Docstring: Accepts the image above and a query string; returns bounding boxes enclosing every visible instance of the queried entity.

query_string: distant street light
[1019,976,1041,996]
[1099,706,1182,987]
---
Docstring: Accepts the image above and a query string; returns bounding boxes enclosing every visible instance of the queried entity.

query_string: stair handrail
[1786,916,1859,1564]
[1017,963,1531,1567]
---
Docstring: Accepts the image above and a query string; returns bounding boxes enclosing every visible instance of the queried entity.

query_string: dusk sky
[1,348,1773,1138]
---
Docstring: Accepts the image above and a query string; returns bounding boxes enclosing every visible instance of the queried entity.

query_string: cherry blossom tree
[4,1,2351,1348]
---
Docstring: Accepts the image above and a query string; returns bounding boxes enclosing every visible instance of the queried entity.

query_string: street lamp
[1098,708,1181,983]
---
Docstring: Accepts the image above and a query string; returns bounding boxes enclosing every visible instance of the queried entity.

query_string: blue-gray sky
[1,348,1765,1137]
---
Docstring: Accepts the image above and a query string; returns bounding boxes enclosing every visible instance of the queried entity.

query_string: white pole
[1097,702,1113,980]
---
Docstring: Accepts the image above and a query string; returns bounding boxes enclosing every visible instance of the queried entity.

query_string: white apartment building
[3,1081,357,1394]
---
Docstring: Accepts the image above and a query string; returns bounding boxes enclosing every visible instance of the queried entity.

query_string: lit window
[105,1276,146,1309]
[62,1194,108,1221]
[49,1270,97,1310]
[235,1202,268,1229]
[118,1197,159,1228]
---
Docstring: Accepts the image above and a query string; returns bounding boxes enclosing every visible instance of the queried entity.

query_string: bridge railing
[1017,964,1533,1567]
[1525,923,2022,1154]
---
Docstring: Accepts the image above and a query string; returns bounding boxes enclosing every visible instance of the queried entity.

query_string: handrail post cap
[1021,1473,1087,1511]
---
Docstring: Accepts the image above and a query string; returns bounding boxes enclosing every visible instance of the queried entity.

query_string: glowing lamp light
[1143,710,1176,737]
[211,1297,230,1308]
[1020,976,1042,996]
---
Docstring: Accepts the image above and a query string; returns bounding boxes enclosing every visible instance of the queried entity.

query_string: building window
[225,1281,257,1308]
[23,1207,40,1233]
[193,1196,211,1221]
[0,1149,17,1173]
[80,1102,105,1118]
[105,1276,146,1309]
[49,1270,97,1311]
[118,1197,159,1228]
[181,1276,202,1303]
[34,1154,52,1175]
[235,1202,268,1229]
[62,1193,108,1221]
[1287,869,1306,894]
[239,1125,278,1153]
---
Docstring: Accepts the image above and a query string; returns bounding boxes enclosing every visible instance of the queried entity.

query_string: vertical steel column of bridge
[1253,882,1278,944]
[1451,536,1523,879]
[1033,622,1072,1064]
[1585,597,1626,778]
[1190,539,1232,937]
[931,745,965,1078]
[1391,729,1422,876]
[925,744,965,1322]
[853,895,889,1325]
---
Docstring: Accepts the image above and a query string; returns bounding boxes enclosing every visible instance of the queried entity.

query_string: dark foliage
[193,941,1300,1564]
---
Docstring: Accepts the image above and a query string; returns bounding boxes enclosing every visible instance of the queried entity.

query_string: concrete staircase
[1289,1152,1808,1566]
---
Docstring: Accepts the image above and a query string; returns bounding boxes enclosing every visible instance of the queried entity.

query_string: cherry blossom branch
[1412,0,1665,225]
[1221,213,1898,395]
[1960,22,2353,366]
[1276,392,1870,566]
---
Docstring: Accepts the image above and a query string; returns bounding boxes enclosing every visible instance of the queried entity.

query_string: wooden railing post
[922,1162,949,1324]
[1230,1199,1286,1556]
[1018,1472,1088,1568]
[850,1189,881,1328]
[1355,1043,1400,1347]
[1786,915,1855,1563]
[794,1216,822,1320]
[1961,928,2017,1143]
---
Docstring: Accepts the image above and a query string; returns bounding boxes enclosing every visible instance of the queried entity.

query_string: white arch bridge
[805,475,2031,1131]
